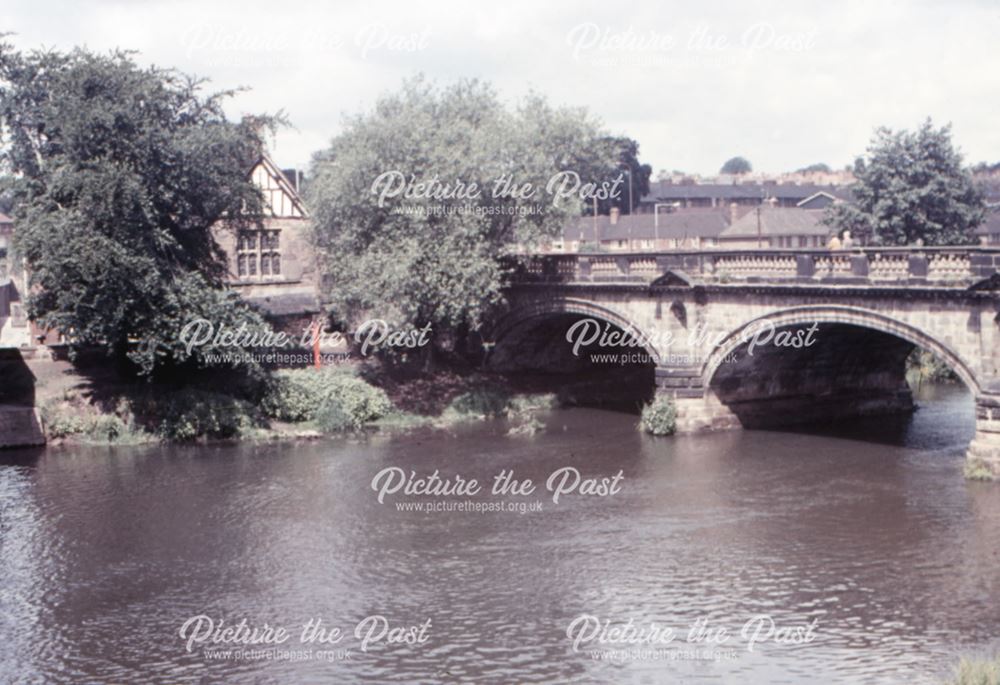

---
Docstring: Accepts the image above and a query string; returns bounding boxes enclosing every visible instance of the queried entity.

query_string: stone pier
[0,406,46,448]
[497,246,1000,477]
[968,394,1000,477]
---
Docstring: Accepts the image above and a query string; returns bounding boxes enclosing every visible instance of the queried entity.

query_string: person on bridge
[841,230,854,249]
[827,234,842,250]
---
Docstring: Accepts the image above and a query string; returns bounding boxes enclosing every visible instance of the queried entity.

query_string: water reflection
[1,384,998,683]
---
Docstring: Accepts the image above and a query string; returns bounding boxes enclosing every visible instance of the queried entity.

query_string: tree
[825,119,985,246]
[720,156,752,175]
[0,43,277,374]
[307,77,617,353]
[796,163,831,174]
[594,137,651,215]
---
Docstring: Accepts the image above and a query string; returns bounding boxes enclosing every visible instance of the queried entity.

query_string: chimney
[610,206,620,225]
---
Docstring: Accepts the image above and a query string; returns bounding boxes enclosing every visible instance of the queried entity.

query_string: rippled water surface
[1,384,999,683]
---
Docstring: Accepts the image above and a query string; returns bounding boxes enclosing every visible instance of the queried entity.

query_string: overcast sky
[3,0,999,175]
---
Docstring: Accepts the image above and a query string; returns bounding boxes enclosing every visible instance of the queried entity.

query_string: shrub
[314,399,355,433]
[640,395,677,436]
[261,367,391,427]
[446,387,511,418]
[148,389,260,441]
[41,405,90,438]
[334,376,393,425]
[86,414,151,445]
[40,398,153,444]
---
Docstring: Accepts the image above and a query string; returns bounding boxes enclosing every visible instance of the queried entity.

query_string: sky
[3,0,999,176]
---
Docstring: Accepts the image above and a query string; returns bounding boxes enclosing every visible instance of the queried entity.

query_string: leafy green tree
[720,156,752,175]
[306,77,617,354]
[595,137,651,215]
[0,43,277,374]
[825,120,985,246]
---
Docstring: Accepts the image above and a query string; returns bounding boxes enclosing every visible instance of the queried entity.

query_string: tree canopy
[0,43,276,374]
[720,156,752,175]
[795,163,831,174]
[307,77,619,345]
[594,136,651,215]
[825,119,985,246]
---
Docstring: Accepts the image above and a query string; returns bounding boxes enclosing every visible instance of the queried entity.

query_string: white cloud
[3,0,999,174]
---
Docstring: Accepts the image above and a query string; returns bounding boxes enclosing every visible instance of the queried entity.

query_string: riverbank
[10,350,989,487]
[26,356,569,447]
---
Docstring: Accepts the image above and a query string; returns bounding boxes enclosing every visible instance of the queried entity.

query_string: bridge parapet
[513,247,1000,288]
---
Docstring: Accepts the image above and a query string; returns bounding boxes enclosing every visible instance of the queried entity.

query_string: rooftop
[563,210,729,242]
[640,181,854,203]
[720,207,829,238]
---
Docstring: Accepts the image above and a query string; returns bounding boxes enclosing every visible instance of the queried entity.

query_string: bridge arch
[700,304,981,395]
[488,296,662,361]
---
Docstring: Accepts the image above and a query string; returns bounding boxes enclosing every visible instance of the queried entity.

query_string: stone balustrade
[511,247,1000,288]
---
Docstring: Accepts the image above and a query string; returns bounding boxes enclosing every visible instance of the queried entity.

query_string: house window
[237,230,281,279]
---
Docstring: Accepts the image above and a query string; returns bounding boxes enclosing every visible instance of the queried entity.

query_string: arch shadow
[701,304,979,395]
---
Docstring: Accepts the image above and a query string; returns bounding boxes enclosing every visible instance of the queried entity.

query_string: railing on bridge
[511,247,1000,288]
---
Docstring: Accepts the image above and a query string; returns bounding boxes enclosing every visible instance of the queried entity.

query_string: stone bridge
[494,247,1000,475]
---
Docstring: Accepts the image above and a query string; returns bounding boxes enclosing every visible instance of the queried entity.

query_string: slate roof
[563,210,729,242]
[719,207,829,238]
[641,182,853,203]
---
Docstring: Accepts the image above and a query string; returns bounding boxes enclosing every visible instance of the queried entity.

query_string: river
[1,384,998,684]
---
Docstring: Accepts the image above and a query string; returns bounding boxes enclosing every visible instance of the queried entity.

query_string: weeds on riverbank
[946,655,1000,685]
[907,349,959,388]
[439,388,557,436]
[39,359,562,446]
[964,459,998,482]
[640,396,677,436]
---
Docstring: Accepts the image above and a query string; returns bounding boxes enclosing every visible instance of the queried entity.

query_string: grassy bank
[34,358,563,446]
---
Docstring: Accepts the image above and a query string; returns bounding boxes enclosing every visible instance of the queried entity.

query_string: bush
[41,406,90,438]
[314,399,355,433]
[640,395,677,436]
[446,387,511,418]
[85,414,151,445]
[261,367,391,428]
[40,397,153,444]
[147,389,260,441]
